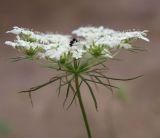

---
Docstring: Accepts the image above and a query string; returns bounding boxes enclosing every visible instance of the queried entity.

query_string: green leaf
[107,75,143,81]
[88,72,143,81]
[10,56,28,62]
[78,62,89,72]
[19,76,61,93]
[63,83,71,108]
[81,77,118,89]
[58,78,62,96]
[67,81,83,110]
[0,120,11,137]
[91,72,114,93]
[20,33,37,42]
[94,75,113,93]
[64,64,75,73]
[81,77,98,111]
[115,88,128,103]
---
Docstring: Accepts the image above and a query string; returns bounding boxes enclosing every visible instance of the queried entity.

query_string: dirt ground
[0,0,160,137]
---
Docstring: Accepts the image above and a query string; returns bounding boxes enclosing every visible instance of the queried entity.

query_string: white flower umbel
[72,26,115,39]
[6,27,71,58]
[5,26,149,138]
[6,26,149,61]
[72,27,149,49]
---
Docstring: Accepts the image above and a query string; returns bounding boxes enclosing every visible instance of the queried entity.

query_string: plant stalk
[75,74,92,138]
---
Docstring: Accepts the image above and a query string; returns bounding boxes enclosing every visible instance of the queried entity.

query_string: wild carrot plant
[5,26,149,138]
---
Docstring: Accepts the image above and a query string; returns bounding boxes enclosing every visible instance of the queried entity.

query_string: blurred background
[0,0,160,137]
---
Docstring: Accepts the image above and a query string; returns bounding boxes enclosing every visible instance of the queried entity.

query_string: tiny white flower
[121,31,149,42]
[120,43,132,49]
[72,26,115,41]
[7,26,35,37]
[95,36,121,48]
[5,41,17,48]
[44,44,70,60]
[71,42,86,59]
[6,26,25,35]
[5,26,149,61]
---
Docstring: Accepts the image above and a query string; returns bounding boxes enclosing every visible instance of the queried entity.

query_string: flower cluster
[5,26,149,63]
[5,26,149,138]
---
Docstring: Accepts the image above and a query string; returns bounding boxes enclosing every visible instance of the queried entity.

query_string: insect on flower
[69,38,78,47]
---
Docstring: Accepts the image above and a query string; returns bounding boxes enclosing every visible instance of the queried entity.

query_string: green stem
[75,74,92,138]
